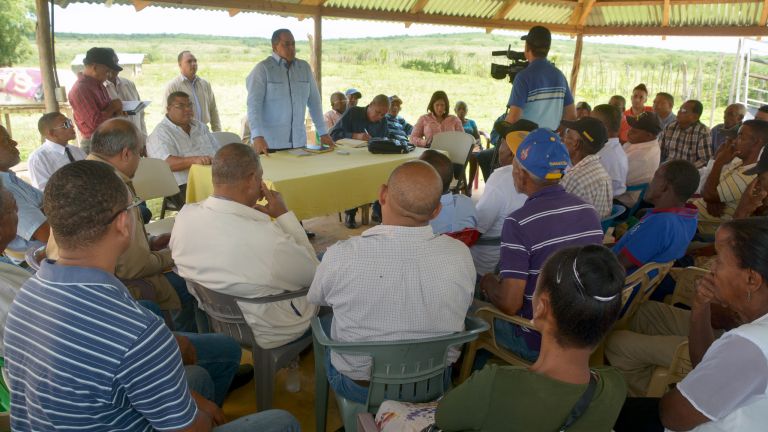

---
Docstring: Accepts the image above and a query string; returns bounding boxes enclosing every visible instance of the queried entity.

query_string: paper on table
[335,138,368,148]
[122,100,151,115]
[288,149,313,157]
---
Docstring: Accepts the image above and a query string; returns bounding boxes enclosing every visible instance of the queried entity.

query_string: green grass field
[7,32,755,160]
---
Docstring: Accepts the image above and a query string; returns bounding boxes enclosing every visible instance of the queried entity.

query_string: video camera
[491,45,528,83]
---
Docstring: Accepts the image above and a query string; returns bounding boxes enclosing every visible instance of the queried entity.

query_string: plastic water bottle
[285,358,301,393]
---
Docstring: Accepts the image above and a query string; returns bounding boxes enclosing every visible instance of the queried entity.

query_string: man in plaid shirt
[660,100,712,168]
[560,117,614,218]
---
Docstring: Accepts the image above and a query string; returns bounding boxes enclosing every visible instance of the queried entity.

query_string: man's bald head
[383,160,442,225]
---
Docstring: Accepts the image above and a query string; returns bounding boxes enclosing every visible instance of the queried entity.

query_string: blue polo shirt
[430,192,478,235]
[0,171,46,253]
[4,260,197,431]
[329,105,388,141]
[498,185,603,350]
[508,58,574,130]
[612,206,698,270]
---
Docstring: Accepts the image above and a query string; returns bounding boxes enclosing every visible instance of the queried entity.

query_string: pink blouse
[409,113,464,147]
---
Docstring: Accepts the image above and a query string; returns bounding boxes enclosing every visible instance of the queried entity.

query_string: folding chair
[132,157,181,221]
[431,131,475,195]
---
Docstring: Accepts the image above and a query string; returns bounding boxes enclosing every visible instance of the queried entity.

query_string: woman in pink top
[410,91,463,147]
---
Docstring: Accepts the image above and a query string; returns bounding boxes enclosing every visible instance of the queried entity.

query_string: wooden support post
[570,33,584,98]
[35,0,59,113]
[313,13,322,98]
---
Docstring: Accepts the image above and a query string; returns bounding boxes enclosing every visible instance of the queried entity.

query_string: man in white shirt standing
[592,104,628,197]
[164,50,221,132]
[308,160,475,404]
[28,112,85,190]
[147,91,219,204]
[171,143,317,349]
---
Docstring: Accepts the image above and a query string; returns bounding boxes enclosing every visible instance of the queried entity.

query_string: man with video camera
[505,26,576,130]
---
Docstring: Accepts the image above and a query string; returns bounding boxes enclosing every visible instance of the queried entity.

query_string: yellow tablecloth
[185,147,428,220]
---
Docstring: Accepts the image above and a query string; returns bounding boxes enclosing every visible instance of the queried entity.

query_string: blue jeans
[138,301,240,406]
[164,271,209,333]
[325,349,369,404]
[494,320,540,363]
[213,409,300,431]
[185,366,299,431]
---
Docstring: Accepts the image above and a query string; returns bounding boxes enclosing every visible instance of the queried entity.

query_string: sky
[51,3,749,54]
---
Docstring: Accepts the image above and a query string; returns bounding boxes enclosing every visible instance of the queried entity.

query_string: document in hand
[122,100,151,115]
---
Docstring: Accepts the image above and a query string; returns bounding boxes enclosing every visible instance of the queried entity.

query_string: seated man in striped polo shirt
[691,119,767,235]
[479,128,604,363]
[4,161,299,431]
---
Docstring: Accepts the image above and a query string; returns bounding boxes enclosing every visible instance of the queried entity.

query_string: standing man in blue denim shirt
[247,29,334,155]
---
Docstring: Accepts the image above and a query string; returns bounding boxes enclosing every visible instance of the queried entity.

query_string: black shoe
[345,213,358,229]
[227,364,254,393]
[304,229,316,239]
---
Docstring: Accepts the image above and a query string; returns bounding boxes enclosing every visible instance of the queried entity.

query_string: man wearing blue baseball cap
[479,128,604,361]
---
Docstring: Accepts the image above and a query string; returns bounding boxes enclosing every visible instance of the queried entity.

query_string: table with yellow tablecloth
[185,146,429,220]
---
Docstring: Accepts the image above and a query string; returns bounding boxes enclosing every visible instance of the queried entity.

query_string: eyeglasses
[52,119,73,130]
[679,108,689,114]
[104,195,143,226]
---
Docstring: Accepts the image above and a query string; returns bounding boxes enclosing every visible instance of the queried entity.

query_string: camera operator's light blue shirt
[508,58,573,131]
[246,52,327,149]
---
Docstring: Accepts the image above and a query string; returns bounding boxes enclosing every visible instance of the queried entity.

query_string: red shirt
[68,74,112,139]
[619,106,654,143]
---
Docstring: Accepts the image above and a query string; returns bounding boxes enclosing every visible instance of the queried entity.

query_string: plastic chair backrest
[626,183,649,218]
[132,158,180,201]
[615,261,674,329]
[212,131,242,148]
[430,131,475,165]
[188,281,309,347]
[667,267,709,308]
[312,315,488,407]
[601,204,626,232]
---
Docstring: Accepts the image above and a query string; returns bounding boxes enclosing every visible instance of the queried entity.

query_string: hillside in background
[8,32,758,159]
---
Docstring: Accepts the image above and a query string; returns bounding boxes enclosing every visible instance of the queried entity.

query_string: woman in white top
[658,218,768,431]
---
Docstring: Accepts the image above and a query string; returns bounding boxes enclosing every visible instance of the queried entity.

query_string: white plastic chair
[212,131,242,148]
[431,131,475,194]
[132,157,181,224]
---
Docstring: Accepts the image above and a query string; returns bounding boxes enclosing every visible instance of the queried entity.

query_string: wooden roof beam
[493,0,520,20]
[132,0,151,12]
[578,0,596,26]
[760,0,768,26]
[228,8,240,16]
[141,0,768,37]
[300,0,326,5]
[410,0,430,13]
[568,0,585,26]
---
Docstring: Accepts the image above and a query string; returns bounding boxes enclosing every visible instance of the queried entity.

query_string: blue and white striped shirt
[508,58,574,131]
[4,260,197,431]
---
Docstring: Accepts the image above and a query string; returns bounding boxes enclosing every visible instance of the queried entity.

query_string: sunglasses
[52,119,74,130]
[104,195,143,226]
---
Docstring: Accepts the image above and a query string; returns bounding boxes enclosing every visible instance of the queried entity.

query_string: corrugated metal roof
[53,0,768,36]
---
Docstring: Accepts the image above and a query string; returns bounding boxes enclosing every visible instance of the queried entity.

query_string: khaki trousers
[605,301,689,396]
